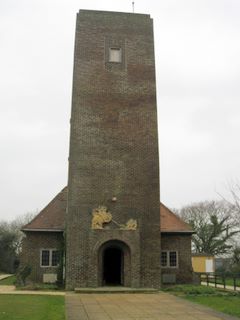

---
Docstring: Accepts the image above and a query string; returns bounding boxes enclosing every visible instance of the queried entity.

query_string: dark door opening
[103,247,123,286]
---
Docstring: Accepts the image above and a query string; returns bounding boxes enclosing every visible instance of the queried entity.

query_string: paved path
[65,292,239,320]
[0,285,65,295]
[0,274,12,281]
[0,275,64,295]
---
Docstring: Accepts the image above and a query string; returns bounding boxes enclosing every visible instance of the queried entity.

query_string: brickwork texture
[66,10,161,289]
[161,234,193,283]
[20,232,63,283]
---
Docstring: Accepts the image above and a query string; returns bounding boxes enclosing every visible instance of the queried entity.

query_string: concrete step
[74,286,159,293]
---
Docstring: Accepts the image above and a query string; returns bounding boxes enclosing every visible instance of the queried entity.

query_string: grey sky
[1,0,240,221]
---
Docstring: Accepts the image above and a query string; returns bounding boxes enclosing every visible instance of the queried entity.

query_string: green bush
[19,282,60,291]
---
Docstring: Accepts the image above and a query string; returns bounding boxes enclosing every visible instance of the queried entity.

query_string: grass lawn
[186,295,240,318]
[164,284,240,319]
[0,295,65,320]
[0,276,16,286]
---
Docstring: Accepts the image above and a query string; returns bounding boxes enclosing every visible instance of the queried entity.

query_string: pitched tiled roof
[22,187,67,232]
[22,187,193,233]
[160,203,193,233]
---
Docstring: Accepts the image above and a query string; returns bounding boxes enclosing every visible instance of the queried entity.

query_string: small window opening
[161,252,167,267]
[41,250,50,266]
[169,252,177,267]
[109,47,122,63]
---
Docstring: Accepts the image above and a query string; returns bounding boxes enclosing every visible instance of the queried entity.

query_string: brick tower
[66,9,161,289]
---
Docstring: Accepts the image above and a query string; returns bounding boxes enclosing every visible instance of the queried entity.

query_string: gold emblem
[91,206,137,230]
[91,206,112,229]
[120,219,137,230]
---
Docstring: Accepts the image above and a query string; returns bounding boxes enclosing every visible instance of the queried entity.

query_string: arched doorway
[98,240,131,287]
[103,247,123,285]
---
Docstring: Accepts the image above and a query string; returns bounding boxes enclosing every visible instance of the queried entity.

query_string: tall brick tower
[66,10,161,289]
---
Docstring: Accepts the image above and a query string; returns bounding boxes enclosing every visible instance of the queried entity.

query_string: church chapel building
[21,10,194,289]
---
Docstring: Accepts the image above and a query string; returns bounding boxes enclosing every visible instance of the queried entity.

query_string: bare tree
[178,201,240,256]
[9,211,37,254]
[0,211,37,272]
[217,181,240,225]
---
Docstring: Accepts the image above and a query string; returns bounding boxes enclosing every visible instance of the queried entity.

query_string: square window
[41,250,50,266]
[161,252,167,267]
[109,47,122,63]
[169,251,177,267]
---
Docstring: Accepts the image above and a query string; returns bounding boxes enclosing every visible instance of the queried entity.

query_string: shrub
[164,284,218,295]
[15,265,31,286]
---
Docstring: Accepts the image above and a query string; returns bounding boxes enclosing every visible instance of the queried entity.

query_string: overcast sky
[1,0,240,221]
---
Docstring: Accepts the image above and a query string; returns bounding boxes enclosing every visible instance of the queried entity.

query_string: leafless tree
[218,181,240,224]
[0,211,37,272]
[178,201,240,256]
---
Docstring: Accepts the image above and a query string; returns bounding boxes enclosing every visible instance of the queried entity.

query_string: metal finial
[132,1,135,13]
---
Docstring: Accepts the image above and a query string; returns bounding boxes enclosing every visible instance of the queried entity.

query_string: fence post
[215,274,217,288]
[207,273,209,286]
[223,274,226,290]
[233,276,236,291]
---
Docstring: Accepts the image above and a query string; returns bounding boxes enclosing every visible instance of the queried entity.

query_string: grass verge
[224,278,240,287]
[0,294,65,320]
[163,284,219,295]
[163,284,240,318]
[186,295,240,318]
[0,276,64,291]
[0,276,16,286]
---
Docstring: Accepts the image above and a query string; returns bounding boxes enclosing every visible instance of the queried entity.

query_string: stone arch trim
[93,238,132,256]
[88,230,140,287]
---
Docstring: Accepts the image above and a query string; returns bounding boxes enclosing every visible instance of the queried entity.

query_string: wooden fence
[200,273,240,291]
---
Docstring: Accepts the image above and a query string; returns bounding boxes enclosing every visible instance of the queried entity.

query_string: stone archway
[98,240,131,287]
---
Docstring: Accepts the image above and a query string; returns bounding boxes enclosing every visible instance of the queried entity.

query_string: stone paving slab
[65,292,239,320]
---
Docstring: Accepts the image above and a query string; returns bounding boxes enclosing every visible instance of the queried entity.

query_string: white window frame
[109,47,122,63]
[161,251,178,268]
[40,248,60,268]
